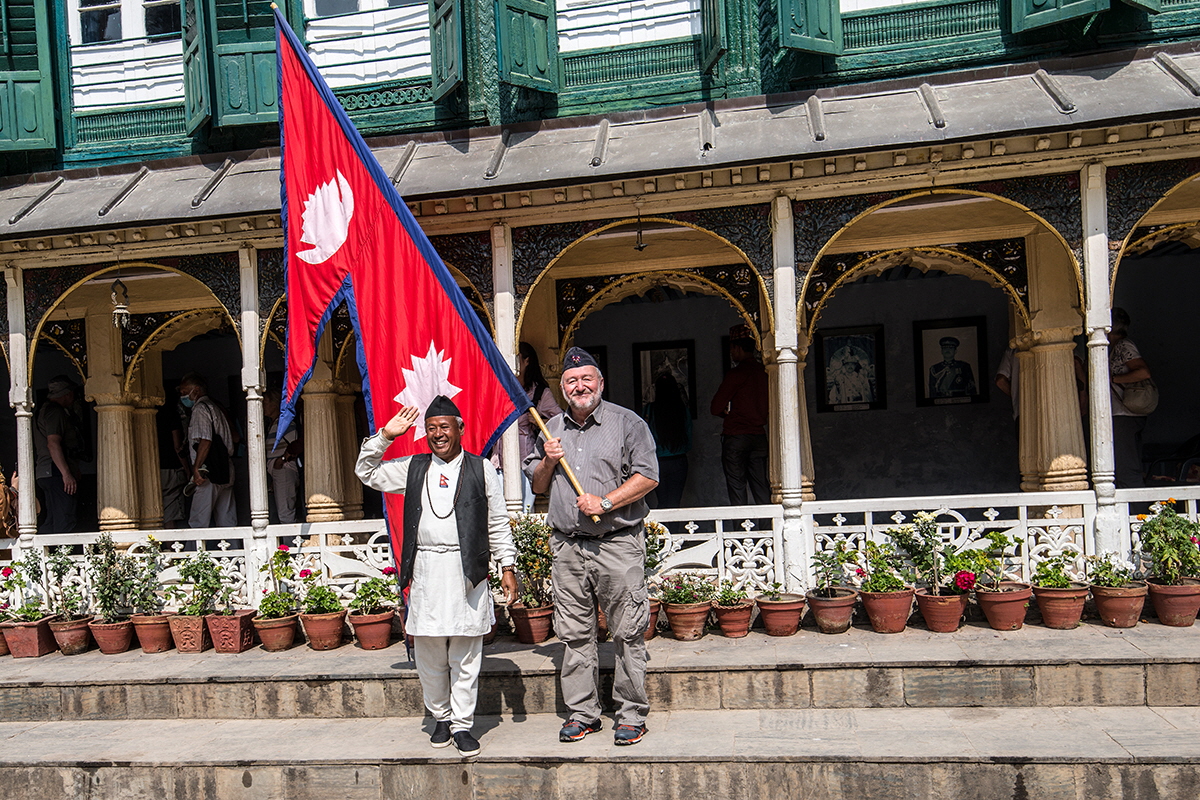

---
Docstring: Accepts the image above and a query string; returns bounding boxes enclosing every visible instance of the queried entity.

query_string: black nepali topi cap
[562,346,599,372]
[939,336,960,347]
[424,395,461,419]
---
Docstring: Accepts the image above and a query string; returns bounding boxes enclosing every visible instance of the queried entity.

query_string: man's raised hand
[382,406,420,440]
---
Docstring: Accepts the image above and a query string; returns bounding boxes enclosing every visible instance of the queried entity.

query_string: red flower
[955,571,977,591]
[299,569,312,579]
[0,566,12,578]
[855,567,865,577]
[278,544,290,552]
[382,566,397,576]
[1192,537,1199,545]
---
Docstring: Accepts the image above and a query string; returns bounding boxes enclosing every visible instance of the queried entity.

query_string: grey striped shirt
[523,400,659,536]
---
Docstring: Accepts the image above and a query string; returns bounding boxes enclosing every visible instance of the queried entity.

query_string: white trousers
[413,635,483,733]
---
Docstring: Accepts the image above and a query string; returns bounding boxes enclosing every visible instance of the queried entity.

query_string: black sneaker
[452,730,481,756]
[559,719,603,742]
[430,720,452,748]
[614,723,647,746]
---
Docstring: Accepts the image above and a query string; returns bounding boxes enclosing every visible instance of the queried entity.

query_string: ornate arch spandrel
[1108,159,1200,297]
[121,309,231,393]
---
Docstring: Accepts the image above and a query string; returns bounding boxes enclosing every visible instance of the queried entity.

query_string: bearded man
[356,395,518,757]
[524,347,659,746]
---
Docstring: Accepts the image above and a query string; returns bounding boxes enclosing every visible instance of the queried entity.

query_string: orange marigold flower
[1137,514,1147,521]
[1167,498,1177,505]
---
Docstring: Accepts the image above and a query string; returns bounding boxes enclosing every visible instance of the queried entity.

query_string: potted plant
[805,541,858,634]
[86,533,136,654]
[888,512,970,633]
[643,519,669,640]
[509,513,555,644]
[166,551,222,652]
[298,558,345,650]
[1031,550,1088,629]
[0,553,56,658]
[757,580,807,637]
[347,566,399,650]
[205,561,257,654]
[973,532,1032,631]
[128,536,172,652]
[711,580,752,638]
[1136,500,1200,626]
[252,544,300,651]
[855,541,914,634]
[1086,551,1146,629]
[46,545,93,655]
[659,572,715,640]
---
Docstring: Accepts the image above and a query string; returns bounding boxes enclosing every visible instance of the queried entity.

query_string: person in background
[33,376,84,533]
[1109,307,1152,488]
[710,330,770,505]
[516,342,563,509]
[642,373,691,508]
[264,389,302,524]
[157,396,190,528]
[179,373,237,528]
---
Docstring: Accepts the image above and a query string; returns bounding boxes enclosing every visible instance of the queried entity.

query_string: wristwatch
[599,495,613,513]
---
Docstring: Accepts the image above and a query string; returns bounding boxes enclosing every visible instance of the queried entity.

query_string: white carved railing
[647,504,784,592]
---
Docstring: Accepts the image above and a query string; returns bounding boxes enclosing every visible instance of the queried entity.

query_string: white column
[492,222,523,513]
[5,264,36,543]
[241,247,269,598]
[1082,163,1121,555]
[772,197,808,591]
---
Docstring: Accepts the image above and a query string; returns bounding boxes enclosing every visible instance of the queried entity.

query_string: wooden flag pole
[528,406,601,523]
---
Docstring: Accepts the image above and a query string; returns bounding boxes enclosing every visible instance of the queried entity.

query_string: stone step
[2,622,1199,723]
[2,707,1199,799]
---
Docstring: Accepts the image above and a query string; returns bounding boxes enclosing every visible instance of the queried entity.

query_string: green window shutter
[1118,0,1160,12]
[701,0,727,74]
[183,0,213,133]
[1010,0,1109,33]
[212,0,280,127]
[430,0,464,101]
[0,0,55,150]
[778,0,843,56]
[496,0,558,93]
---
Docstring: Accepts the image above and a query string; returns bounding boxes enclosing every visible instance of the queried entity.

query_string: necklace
[425,463,463,520]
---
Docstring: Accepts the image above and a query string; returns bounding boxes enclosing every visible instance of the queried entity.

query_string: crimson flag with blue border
[274,8,529,568]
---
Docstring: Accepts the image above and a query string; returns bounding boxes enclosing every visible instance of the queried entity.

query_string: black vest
[399,452,490,591]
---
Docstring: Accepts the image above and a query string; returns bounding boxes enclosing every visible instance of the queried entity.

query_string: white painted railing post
[772,196,809,591]
[240,246,269,600]
[1081,163,1124,557]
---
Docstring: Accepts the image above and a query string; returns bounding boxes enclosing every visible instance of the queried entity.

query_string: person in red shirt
[710,333,770,505]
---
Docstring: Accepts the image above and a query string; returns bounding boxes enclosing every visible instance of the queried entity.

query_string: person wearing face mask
[355,396,519,758]
[178,373,237,528]
[525,347,659,747]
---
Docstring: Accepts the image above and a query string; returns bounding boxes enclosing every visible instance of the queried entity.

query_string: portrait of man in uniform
[914,317,989,407]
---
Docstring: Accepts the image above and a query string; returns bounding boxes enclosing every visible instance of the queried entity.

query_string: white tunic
[355,434,516,637]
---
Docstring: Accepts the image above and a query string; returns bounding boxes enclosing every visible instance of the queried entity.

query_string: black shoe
[614,723,647,746]
[453,730,480,756]
[430,721,452,748]
[559,719,603,742]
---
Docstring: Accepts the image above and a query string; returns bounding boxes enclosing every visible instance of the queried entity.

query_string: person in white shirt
[178,373,237,528]
[355,396,519,757]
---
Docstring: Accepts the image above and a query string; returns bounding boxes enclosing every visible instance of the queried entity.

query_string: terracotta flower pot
[645,599,660,641]
[253,614,300,651]
[207,610,258,653]
[168,614,212,653]
[860,588,914,634]
[49,615,94,655]
[348,609,394,650]
[664,601,710,640]
[509,603,554,644]
[1,616,57,658]
[131,614,174,653]
[300,609,347,650]
[805,588,858,634]
[915,588,968,633]
[1147,579,1200,627]
[89,619,134,654]
[1091,582,1148,629]
[712,602,753,638]
[0,626,9,656]
[756,593,807,636]
[976,582,1032,631]
[1032,582,1089,629]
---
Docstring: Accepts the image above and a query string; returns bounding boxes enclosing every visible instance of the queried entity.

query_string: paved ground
[3,618,1199,687]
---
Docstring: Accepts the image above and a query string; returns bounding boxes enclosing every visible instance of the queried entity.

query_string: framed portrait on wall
[632,340,697,419]
[913,316,989,407]
[815,326,886,412]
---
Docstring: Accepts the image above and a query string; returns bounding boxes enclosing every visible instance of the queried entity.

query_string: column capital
[1031,325,1082,347]
[90,392,136,408]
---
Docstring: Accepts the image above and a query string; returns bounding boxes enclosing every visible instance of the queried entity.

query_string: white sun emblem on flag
[394,342,463,441]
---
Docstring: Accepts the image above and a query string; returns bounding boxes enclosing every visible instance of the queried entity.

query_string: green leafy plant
[258,591,296,619]
[511,513,553,608]
[1136,501,1200,586]
[129,536,165,615]
[644,519,669,579]
[657,572,716,605]
[1,562,27,610]
[299,564,342,615]
[169,551,223,616]
[856,541,909,593]
[1086,552,1138,588]
[7,549,45,620]
[255,544,298,620]
[887,512,965,596]
[759,581,785,601]
[973,532,1021,592]
[47,545,87,620]
[87,533,138,622]
[1032,551,1082,589]
[714,580,748,607]
[349,570,399,616]
[810,540,857,597]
